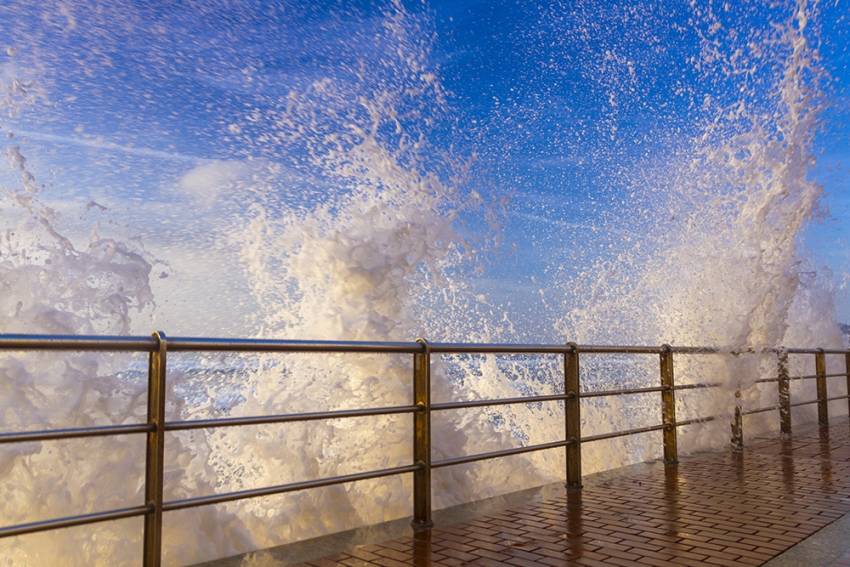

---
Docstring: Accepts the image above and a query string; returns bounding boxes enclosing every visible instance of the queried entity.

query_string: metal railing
[0,333,848,566]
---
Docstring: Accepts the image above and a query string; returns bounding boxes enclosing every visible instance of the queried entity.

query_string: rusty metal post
[777,350,791,439]
[816,349,828,427]
[143,331,167,567]
[731,389,743,452]
[411,338,432,531]
[660,345,677,464]
[565,342,582,489]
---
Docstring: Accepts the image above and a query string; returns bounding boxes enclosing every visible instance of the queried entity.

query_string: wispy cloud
[6,128,208,163]
[512,210,635,239]
[512,210,593,231]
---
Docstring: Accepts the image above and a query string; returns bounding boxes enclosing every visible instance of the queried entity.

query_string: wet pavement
[205,419,850,566]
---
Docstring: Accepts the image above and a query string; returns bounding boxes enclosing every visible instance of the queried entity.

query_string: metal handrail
[791,373,849,379]
[581,423,668,443]
[432,394,568,410]
[433,439,573,469]
[580,385,666,398]
[0,333,843,355]
[0,505,152,538]
[0,332,847,567]
[674,382,722,390]
[166,405,421,431]
[743,394,850,416]
[757,372,849,383]
[163,464,422,511]
[0,423,154,443]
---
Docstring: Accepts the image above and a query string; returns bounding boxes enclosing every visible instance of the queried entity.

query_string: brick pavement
[295,419,850,566]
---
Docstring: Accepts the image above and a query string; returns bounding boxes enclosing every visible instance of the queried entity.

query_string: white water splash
[0,1,844,565]
[555,0,844,452]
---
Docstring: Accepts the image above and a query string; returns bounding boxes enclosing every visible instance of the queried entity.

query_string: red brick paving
[297,420,850,566]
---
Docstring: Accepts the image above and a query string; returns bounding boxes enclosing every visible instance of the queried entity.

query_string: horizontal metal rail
[166,405,420,431]
[432,439,572,468]
[748,394,850,414]
[790,399,821,408]
[581,423,668,443]
[579,382,722,398]
[742,405,779,416]
[675,416,717,426]
[0,505,151,538]
[432,394,567,411]
[163,463,421,511]
[786,348,849,355]
[790,373,848,380]
[0,333,844,356]
[0,423,153,444]
[580,385,666,398]
[757,372,848,384]
[168,337,422,353]
[433,417,717,470]
[432,384,721,409]
[674,382,722,390]
[0,334,157,351]
[428,343,666,354]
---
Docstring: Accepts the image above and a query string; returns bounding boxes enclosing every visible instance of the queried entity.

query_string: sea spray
[555,0,843,452]
[197,3,559,557]
[0,1,843,565]
[0,140,261,564]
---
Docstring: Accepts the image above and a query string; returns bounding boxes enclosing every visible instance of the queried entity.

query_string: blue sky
[432,1,850,324]
[0,0,848,334]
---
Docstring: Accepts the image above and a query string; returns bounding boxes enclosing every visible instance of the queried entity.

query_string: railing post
[660,345,677,464]
[846,350,850,420]
[731,389,743,452]
[777,350,791,439]
[816,349,828,427]
[564,342,582,490]
[144,331,167,567]
[411,338,432,531]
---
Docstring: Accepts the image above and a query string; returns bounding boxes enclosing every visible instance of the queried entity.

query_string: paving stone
[296,419,850,565]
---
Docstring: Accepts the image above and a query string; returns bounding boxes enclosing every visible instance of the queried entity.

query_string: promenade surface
[215,419,850,567]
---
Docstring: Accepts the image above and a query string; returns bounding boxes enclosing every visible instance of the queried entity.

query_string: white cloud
[177,159,259,207]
